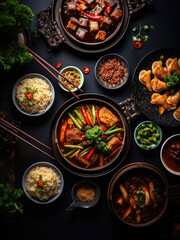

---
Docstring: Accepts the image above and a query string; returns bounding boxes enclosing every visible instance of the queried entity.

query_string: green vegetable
[91,105,96,124]
[85,125,103,142]
[105,128,123,135]
[74,109,85,123]
[96,141,110,153]
[64,144,83,149]
[153,189,160,201]
[164,72,180,94]
[68,113,82,130]
[106,123,118,133]
[132,22,154,45]
[64,143,83,157]
[0,184,23,214]
[0,0,34,72]
[136,122,160,149]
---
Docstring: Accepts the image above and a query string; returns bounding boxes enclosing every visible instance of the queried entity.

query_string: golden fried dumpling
[151,76,168,92]
[151,92,169,115]
[166,58,180,74]
[167,90,180,108]
[152,60,171,79]
[139,70,152,92]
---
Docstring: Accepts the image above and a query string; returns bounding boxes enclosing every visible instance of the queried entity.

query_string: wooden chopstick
[0,117,52,151]
[25,45,83,93]
[31,54,79,99]
[0,124,55,160]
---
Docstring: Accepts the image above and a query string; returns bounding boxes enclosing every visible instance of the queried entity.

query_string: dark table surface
[1,0,180,239]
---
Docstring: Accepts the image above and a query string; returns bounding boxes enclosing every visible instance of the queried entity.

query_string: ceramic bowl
[58,66,84,92]
[134,121,162,150]
[95,53,129,90]
[22,161,64,204]
[12,73,55,117]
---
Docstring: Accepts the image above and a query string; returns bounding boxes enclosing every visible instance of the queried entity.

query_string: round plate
[49,93,131,177]
[133,48,180,127]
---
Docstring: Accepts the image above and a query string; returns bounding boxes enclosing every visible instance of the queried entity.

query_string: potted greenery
[0,0,34,72]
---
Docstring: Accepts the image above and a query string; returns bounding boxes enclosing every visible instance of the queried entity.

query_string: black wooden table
[1,0,180,239]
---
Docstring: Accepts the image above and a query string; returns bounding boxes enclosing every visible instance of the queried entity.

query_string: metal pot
[50,93,140,177]
[33,0,153,53]
[107,162,180,227]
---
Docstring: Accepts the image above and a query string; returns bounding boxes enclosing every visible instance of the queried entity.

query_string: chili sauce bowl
[58,66,84,92]
[134,121,162,150]
[12,73,55,117]
[95,53,129,90]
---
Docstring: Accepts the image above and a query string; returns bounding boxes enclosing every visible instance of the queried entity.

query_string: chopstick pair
[0,117,55,160]
[22,44,83,99]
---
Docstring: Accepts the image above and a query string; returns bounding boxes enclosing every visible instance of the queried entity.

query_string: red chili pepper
[86,109,94,127]
[83,66,90,74]
[26,92,33,100]
[82,135,86,140]
[37,180,44,188]
[101,126,107,132]
[105,5,112,15]
[81,105,90,125]
[96,110,101,126]
[133,38,144,49]
[78,0,86,3]
[56,62,62,69]
[87,146,96,160]
[101,135,107,140]
[76,7,104,21]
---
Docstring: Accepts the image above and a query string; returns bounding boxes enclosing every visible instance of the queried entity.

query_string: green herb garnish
[164,72,180,95]
[0,184,23,214]
[132,22,155,43]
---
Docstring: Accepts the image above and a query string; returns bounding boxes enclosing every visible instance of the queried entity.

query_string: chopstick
[22,44,83,99]
[0,118,55,160]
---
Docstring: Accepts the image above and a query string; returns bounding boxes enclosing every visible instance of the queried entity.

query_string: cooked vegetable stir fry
[58,104,124,169]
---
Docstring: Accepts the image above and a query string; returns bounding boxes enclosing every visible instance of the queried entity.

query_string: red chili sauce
[162,135,180,173]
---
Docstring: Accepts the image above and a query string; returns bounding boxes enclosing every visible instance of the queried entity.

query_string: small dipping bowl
[12,73,55,117]
[22,161,64,204]
[134,121,162,150]
[95,53,129,90]
[160,134,180,176]
[66,180,100,213]
[58,66,84,92]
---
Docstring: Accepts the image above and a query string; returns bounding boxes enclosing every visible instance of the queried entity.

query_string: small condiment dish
[134,121,162,150]
[22,161,64,204]
[160,134,180,176]
[12,73,55,117]
[58,66,84,92]
[66,180,100,213]
[95,53,129,90]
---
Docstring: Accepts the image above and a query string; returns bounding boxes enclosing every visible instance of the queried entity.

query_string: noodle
[25,166,61,201]
[16,77,53,114]
[61,70,80,90]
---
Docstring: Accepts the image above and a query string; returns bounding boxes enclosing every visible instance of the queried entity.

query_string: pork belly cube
[105,0,115,7]
[85,0,94,5]
[110,9,122,21]
[91,4,103,15]
[78,3,88,11]
[66,128,83,145]
[79,17,89,27]
[89,20,99,32]
[95,0,106,9]
[67,2,77,13]
[66,18,79,31]
[76,27,87,40]
[95,30,106,41]
[100,16,112,30]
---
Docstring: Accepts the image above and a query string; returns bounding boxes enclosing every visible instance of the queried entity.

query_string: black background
[1,0,180,239]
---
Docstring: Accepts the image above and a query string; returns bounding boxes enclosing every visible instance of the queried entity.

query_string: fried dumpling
[139,70,152,92]
[167,90,180,108]
[152,60,171,79]
[166,58,180,74]
[151,92,169,115]
[151,76,168,92]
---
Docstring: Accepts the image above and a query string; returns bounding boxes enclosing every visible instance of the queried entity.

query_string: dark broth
[112,169,166,225]
[162,135,180,173]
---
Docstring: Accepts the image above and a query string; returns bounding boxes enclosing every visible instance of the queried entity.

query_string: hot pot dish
[57,103,125,170]
[61,0,123,43]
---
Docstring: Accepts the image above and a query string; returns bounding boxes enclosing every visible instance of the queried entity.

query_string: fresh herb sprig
[0,184,23,214]
[23,87,37,105]
[132,23,155,46]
